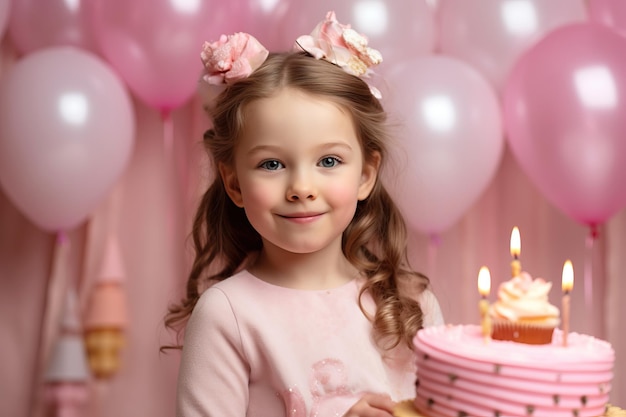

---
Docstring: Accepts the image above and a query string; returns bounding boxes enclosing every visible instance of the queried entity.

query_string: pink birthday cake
[392,270,618,417]
[411,325,615,417]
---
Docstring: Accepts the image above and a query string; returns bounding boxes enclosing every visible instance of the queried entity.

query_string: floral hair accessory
[201,32,269,85]
[294,11,383,99]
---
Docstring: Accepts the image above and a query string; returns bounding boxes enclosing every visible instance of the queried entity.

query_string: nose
[286,169,317,201]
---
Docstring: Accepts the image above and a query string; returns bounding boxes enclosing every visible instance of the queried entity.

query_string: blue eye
[319,156,340,168]
[259,160,283,170]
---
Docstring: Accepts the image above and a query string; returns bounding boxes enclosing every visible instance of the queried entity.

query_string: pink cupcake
[489,272,560,345]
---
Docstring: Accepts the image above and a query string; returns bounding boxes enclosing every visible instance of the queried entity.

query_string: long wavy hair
[165,52,429,350]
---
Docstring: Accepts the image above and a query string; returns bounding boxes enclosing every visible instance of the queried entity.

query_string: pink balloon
[7,0,97,55]
[384,56,504,235]
[281,0,435,65]
[438,0,587,92]
[0,47,135,232]
[91,0,246,113]
[504,23,626,227]
[0,0,9,40]
[589,0,626,36]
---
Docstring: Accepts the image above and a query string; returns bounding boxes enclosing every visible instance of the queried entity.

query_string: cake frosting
[488,271,561,345]
[412,325,614,417]
[490,271,560,326]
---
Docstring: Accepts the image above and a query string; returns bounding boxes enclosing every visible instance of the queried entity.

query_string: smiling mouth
[279,213,323,223]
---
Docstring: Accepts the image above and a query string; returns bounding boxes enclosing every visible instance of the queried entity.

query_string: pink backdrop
[1,1,626,415]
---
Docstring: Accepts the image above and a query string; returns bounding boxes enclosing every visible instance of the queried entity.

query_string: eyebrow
[246,142,354,156]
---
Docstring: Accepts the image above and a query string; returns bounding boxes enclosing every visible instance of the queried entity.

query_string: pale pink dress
[176,270,444,417]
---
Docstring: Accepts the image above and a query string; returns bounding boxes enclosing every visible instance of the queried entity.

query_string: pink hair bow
[201,32,269,85]
[294,11,383,98]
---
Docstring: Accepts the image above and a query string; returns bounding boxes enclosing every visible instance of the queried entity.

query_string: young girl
[168,12,443,417]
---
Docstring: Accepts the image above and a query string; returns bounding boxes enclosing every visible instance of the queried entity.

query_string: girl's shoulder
[191,270,265,326]
[209,269,253,290]
[195,270,255,306]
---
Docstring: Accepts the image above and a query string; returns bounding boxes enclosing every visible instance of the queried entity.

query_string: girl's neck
[248,240,359,290]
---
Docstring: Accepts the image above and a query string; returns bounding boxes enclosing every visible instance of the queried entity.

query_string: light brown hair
[165,52,429,350]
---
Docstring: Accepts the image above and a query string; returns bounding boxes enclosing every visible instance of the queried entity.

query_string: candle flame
[510,226,521,258]
[562,259,574,292]
[478,266,491,296]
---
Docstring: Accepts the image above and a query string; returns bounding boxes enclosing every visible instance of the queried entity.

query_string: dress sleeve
[176,287,249,417]
[417,288,444,327]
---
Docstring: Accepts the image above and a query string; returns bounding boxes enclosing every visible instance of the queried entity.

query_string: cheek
[325,177,361,206]
[240,179,278,208]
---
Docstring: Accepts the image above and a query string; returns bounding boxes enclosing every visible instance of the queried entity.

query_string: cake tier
[393,400,626,417]
[413,325,614,417]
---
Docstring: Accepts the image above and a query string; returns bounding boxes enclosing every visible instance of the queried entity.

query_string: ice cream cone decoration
[43,288,90,417]
[43,383,90,417]
[84,291,127,378]
[84,235,128,378]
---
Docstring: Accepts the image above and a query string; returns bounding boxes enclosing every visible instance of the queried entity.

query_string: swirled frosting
[490,271,560,326]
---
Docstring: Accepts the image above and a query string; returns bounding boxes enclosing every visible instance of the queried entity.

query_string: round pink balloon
[281,0,435,65]
[0,47,135,232]
[438,0,587,92]
[8,0,97,55]
[91,0,246,113]
[504,23,626,227]
[384,56,504,235]
[589,0,626,37]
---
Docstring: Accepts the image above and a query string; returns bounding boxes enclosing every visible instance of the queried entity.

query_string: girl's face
[220,88,379,256]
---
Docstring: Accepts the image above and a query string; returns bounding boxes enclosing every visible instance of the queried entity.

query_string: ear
[357,151,381,201]
[219,163,244,207]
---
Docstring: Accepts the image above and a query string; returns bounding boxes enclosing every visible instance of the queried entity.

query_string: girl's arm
[176,288,249,417]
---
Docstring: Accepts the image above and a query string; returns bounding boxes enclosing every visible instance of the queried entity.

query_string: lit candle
[478,266,492,342]
[510,227,521,277]
[561,260,574,347]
